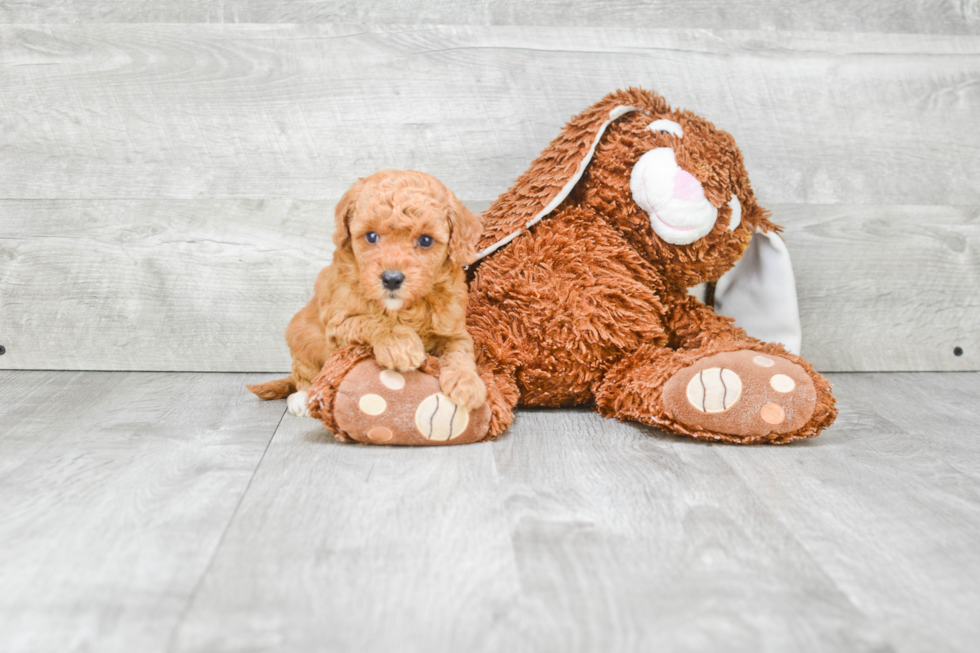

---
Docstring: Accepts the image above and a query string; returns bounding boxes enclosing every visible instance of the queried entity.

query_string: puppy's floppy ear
[446,191,483,266]
[332,178,365,250]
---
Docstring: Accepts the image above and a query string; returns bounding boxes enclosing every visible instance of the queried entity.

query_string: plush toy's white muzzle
[630,147,720,245]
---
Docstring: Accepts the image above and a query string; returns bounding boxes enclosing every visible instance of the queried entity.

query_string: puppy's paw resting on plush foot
[439,366,487,413]
[322,359,491,445]
[286,390,311,417]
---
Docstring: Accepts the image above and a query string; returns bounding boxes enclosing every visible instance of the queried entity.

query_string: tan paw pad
[760,403,785,424]
[367,426,394,442]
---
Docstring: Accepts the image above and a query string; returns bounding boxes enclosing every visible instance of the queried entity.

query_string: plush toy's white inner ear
[727,195,741,231]
[713,230,802,355]
[647,119,683,137]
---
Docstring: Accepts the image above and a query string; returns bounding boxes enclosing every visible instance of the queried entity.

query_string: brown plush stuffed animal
[309,88,837,445]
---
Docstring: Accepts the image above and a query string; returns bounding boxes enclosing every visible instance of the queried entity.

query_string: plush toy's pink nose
[672,169,705,203]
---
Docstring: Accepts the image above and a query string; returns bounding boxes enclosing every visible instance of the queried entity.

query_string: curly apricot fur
[248,170,487,413]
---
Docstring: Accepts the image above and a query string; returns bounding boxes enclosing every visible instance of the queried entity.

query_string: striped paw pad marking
[686,368,742,413]
[379,370,405,390]
[760,403,786,424]
[770,374,795,393]
[753,355,775,368]
[415,393,469,441]
[358,393,387,416]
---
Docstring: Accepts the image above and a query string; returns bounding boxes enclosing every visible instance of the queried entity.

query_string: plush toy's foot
[306,346,494,445]
[332,359,491,445]
[596,344,837,444]
[661,350,817,440]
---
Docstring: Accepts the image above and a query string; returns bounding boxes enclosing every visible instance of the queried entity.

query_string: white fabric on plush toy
[712,230,803,355]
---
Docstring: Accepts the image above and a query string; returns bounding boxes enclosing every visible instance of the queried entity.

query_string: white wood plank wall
[1,5,978,372]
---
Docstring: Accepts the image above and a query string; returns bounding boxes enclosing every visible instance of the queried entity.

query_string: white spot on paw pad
[359,394,387,416]
[770,374,796,393]
[761,403,785,424]
[415,393,469,441]
[686,368,742,413]
[752,355,775,368]
[286,391,310,417]
[379,370,406,390]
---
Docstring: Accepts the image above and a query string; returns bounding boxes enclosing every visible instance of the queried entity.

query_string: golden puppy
[248,169,487,417]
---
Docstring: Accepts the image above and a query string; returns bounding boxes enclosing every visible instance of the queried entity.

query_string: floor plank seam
[162,404,288,653]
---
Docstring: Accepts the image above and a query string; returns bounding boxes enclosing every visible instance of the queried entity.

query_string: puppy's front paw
[374,338,426,372]
[286,390,311,417]
[440,367,487,412]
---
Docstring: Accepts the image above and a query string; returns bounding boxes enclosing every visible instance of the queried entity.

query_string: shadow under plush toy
[306,88,837,445]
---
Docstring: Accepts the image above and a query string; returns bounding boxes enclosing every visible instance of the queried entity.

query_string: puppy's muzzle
[381,270,405,291]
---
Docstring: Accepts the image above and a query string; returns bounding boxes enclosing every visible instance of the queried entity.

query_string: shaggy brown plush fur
[464,87,836,443]
[305,88,837,445]
[248,170,486,413]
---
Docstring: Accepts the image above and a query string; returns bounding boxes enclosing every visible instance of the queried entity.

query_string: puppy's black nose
[381,270,404,290]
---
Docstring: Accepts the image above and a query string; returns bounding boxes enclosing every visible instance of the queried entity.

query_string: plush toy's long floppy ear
[475,88,670,261]
[332,178,365,251]
[713,230,803,355]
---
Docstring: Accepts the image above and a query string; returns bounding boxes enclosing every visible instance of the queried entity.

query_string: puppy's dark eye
[417,235,434,248]
[365,232,379,244]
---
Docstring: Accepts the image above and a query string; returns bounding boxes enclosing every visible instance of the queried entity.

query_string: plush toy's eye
[365,231,379,244]
[417,235,434,248]
[647,119,684,138]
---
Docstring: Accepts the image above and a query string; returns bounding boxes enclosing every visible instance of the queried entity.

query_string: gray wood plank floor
[2,370,978,653]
